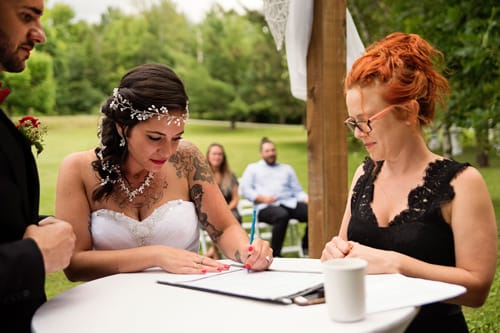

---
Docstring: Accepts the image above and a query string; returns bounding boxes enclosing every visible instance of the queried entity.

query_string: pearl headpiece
[109,88,189,125]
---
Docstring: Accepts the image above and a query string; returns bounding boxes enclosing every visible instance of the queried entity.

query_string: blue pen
[247,209,257,272]
[249,209,257,244]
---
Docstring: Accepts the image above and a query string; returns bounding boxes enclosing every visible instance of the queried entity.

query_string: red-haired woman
[321,33,497,332]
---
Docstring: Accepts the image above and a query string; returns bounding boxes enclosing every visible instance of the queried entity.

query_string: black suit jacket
[0,110,45,333]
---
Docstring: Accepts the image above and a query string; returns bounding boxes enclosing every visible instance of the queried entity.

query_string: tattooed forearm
[190,184,222,242]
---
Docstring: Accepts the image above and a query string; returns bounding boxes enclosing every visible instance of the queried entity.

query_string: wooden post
[306,0,348,258]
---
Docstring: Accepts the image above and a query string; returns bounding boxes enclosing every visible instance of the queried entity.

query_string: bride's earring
[119,137,126,147]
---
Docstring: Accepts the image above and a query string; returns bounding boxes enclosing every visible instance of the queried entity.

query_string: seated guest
[206,143,242,223]
[321,32,497,332]
[55,64,273,282]
[205,143,242,259]
[240,137,308,257]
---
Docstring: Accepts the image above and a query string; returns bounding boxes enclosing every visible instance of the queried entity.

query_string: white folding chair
[239,198,305,258]
[200,198,305,258]
[256,218,304,257]
[199,198,255,256]
[198,230,210,255]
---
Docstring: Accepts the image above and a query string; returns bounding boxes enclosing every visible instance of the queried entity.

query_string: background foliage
[1,0,305,125]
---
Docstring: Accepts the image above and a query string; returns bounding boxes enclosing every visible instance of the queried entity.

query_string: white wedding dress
[90,199,200,252]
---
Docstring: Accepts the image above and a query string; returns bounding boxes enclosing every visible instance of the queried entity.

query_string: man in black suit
[0,0,76,331]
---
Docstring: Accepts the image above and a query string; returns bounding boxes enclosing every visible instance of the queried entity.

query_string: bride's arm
[177,141,272,270]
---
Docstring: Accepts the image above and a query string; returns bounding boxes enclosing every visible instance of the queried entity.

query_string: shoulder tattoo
[170,142,214,183]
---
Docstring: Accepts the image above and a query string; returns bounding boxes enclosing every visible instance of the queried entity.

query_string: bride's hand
[243,237,273,271]
[157,247,230,274]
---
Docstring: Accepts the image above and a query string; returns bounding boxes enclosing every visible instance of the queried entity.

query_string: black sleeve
[0,238,45,300]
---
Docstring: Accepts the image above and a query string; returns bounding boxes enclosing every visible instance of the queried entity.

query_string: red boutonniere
[16,116,48,156]
[0,83,10,105]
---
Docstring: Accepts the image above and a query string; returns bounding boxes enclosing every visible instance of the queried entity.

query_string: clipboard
[293,286,325,305]
[157,264,324,305]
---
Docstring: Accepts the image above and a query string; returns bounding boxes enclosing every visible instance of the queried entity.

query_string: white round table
[32,265,419,333]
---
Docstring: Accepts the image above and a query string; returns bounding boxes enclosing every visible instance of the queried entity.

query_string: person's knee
[259,208,289,224]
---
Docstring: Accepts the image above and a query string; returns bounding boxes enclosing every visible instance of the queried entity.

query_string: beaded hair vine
[109,88,189,125]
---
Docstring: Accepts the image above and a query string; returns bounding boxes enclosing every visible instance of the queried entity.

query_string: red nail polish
[248,246,254,251]
[217,267,223,271]
[244,264,251,269]
[224,264,230,269]
[201,269,207,274]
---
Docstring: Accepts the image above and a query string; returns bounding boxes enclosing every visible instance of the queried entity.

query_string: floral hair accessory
[16,116,47,156]
[109,88,189,126]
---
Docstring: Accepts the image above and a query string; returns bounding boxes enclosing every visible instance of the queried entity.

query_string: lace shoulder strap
[351,157,382,209]
[406,159,470,219]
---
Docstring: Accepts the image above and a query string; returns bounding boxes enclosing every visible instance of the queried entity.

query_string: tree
[1,51,55,115]
[38,3,105,114]
[444,5,499,166]
[198,6,257,127]
[198,6,304,127]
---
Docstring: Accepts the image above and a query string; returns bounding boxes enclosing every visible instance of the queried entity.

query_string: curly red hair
[345,32,449,126]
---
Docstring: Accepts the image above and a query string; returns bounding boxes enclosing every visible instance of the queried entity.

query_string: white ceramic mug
[322,258,367,322]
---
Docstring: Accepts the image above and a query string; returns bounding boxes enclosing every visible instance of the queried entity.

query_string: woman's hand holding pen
[244,209,273,271]
[244,237,273,271]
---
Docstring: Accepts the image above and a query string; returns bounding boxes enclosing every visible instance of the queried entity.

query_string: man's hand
[256,195,277,204]
[24,217,76,273]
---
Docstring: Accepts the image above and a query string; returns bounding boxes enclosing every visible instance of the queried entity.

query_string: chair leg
[280,219,304,258]
[290,219,304,257]
[199,229,208,255]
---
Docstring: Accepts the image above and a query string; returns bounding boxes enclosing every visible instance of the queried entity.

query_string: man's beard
[0,29,26,73]
[264,156,277,165]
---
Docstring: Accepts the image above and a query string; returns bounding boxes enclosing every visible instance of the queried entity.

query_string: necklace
[117,171,155,202]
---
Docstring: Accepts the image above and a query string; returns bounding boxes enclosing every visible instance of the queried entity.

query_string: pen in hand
[249,209,256,244]
[246,209,257,271]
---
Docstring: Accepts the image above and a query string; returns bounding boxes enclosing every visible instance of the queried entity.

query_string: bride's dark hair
[91,64,189,201]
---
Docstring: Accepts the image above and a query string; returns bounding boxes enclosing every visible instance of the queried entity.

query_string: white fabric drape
[284,1,365,100]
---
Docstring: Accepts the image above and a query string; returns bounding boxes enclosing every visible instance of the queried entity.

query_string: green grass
[37,116,498,331]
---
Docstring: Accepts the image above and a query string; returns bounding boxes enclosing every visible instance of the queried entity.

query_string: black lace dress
[348,157,470,333]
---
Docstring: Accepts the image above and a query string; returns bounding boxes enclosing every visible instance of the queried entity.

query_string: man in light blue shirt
[240,137,308,257]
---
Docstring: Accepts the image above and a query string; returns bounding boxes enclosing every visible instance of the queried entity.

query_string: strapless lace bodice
[90,199,200,252]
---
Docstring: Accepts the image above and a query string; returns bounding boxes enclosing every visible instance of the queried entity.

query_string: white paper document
[157,261,323,304]
[156,258,466,311]
[365,273,466,313]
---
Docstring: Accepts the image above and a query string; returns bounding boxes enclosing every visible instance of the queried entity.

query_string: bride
[56,64,273,282]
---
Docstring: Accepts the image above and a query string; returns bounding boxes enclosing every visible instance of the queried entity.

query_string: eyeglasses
[344,104,399,134]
